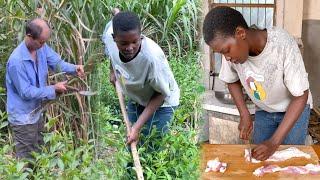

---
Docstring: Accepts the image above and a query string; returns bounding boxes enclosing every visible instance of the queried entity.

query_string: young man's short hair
[112,12,141,35]
[203,6,248,44]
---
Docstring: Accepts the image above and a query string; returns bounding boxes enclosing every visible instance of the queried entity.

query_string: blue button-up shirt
[6,41,76,125]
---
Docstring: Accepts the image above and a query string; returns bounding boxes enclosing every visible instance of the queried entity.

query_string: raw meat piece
[245,147,311,163]
[253,164,320,176]
[205,157,227,173]
[253,165,282,176]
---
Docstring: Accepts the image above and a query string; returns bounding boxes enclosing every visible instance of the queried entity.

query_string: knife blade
[244,139,252,162]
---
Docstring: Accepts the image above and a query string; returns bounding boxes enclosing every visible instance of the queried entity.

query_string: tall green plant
[100,0,200,57]
[0,0,107,149]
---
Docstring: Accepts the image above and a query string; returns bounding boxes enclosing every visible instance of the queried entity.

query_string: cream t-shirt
[102,21,180,107]
[219,27,312,112]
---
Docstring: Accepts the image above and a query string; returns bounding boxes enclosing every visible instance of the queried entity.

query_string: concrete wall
[282,0,304,38]
[303,0,320,20]
[302,0,320,106]
[201,0,211,90]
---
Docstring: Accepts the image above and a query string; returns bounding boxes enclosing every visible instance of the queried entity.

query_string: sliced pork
[205,157,227,173]
[245,147,311,163]
[253,164,320,176]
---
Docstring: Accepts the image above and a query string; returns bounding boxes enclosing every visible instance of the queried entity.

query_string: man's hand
[54,81,68,93]
[252,139,279,161]
[239,114,253,140]
[75,65,85,78]
[127,125,139,145]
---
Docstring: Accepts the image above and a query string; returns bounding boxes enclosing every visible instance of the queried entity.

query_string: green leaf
[0,121,8,129]
[57,158,64,170]
[16,162,25,172]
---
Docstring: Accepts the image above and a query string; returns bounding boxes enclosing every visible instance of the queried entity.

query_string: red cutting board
[201,144,320,180]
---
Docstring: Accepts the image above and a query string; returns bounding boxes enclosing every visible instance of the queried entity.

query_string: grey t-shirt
[219,27,312,112]
[102,21,180,107]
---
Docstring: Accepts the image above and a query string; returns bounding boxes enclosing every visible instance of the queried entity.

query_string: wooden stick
[115,81,144,180]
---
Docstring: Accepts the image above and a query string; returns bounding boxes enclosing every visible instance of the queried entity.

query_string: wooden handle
[115,82,132,134]
[131,141,144,179]
[115,81,144,180]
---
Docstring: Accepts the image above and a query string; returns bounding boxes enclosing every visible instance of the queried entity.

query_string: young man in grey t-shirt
[102,9,180,145]
[203,6,312,161]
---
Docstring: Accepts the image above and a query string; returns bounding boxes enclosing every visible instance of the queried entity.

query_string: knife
[244,139,252,162]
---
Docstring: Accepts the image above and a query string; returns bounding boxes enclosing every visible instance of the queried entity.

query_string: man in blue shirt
[6,18,84,159]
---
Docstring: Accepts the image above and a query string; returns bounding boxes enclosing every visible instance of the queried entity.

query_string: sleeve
[102,20,113,57]
[45,44,76,74]
[147,53,171,98]
[218,56,239,83]
[283,37,310,97]
[8,64,56,100]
